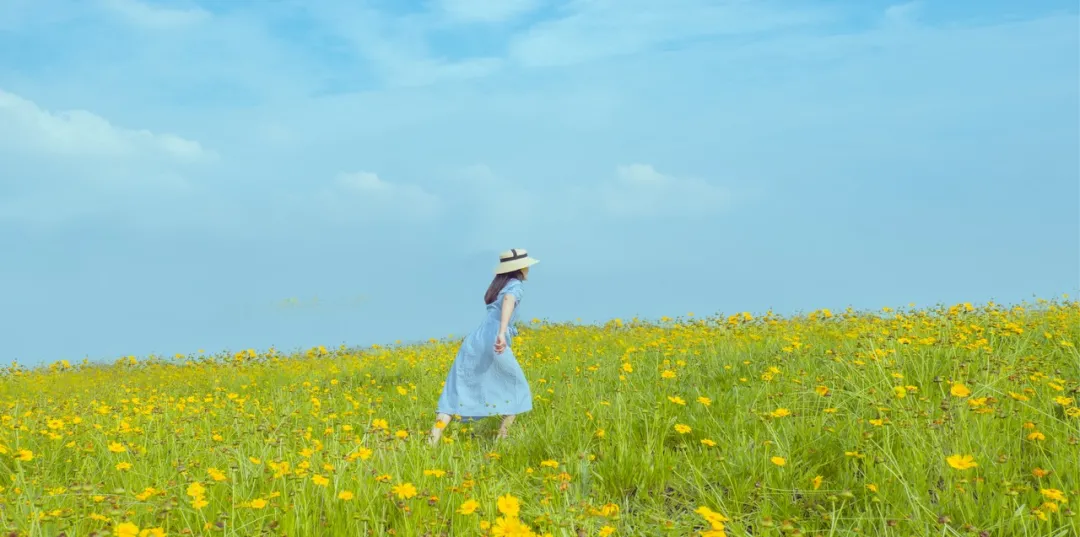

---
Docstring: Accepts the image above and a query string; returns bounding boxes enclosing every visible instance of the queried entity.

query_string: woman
[428,248,538,446]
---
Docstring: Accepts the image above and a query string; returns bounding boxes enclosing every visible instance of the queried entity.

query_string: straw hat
[494,248,539,274]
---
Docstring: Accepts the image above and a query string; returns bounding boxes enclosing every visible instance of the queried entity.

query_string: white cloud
[431,163,568,254]
[0,0,68,31]
[101,0,210,29]
[450,163,539,217]
[0,175,191,226]
[600,164,730,217]
[295,3,503,89]
[508,0,832,67]
[0,89,212,162]
[373,52,502,88]
[324,171,441,220]
[0,88,211,225]
[884,2,922,27]
[435,0,541,24]
[2,1,1072,239]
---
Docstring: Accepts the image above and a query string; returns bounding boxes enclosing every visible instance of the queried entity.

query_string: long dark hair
[484,270,523,305]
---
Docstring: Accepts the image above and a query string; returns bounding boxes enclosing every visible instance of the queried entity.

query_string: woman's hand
[494,331,507,354]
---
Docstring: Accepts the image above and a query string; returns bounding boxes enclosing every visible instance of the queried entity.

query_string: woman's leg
[429,413,452,446]
[496,414,516,439]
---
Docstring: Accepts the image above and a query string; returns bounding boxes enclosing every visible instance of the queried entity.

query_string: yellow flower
[700,438,717,447]
[14,449,33,462]
[599,526,616,536]
[135,487,158,501]
[1040,489,1067,504]
[770,456,786,467]
[337,491,354,501]
[668,396,686,405]
[207,467,227,482]
[496,493,521,517]
[348,447,374,461]
[695,506,729,529]
[392,482,417,500]
[116,462,132,471]
[491,516,533,537]
[311,474,330,487]
[186,482,206,498]
[769,408,791,418]
[815,385,829,396]
[115,522,140,537]
[893,386,907,399]
[811,475,823,490]
[591,503,620,517]
[950,383,972,398]
[249,498,268,509]
[697,396,712,406]
[458,499,480,515]
[946,454,978,470]
[674,424,692,434]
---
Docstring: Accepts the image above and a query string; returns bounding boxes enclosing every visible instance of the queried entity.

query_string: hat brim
[494,257,538,274]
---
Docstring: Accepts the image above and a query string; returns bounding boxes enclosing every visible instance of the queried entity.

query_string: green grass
[0,299,1077,536]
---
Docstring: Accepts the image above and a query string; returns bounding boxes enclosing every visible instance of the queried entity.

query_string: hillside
[1,299,1078,536]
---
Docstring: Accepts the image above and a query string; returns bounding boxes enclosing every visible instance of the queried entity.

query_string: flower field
[1,299,1078,537]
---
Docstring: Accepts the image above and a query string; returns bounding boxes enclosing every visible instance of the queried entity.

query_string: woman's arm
[495,294,517,354]
[498,294,516,335]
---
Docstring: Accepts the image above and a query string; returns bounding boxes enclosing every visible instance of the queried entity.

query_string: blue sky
[1,0,1077,366]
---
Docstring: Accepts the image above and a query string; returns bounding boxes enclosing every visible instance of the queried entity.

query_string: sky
[1,0,1077,366]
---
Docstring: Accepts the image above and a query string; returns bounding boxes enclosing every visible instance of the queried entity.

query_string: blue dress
[436,278,533,419]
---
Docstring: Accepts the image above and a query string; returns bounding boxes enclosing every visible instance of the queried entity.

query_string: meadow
[0,298,1077,537]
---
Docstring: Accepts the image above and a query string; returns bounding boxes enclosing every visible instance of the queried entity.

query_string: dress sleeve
[503,279,524,303]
